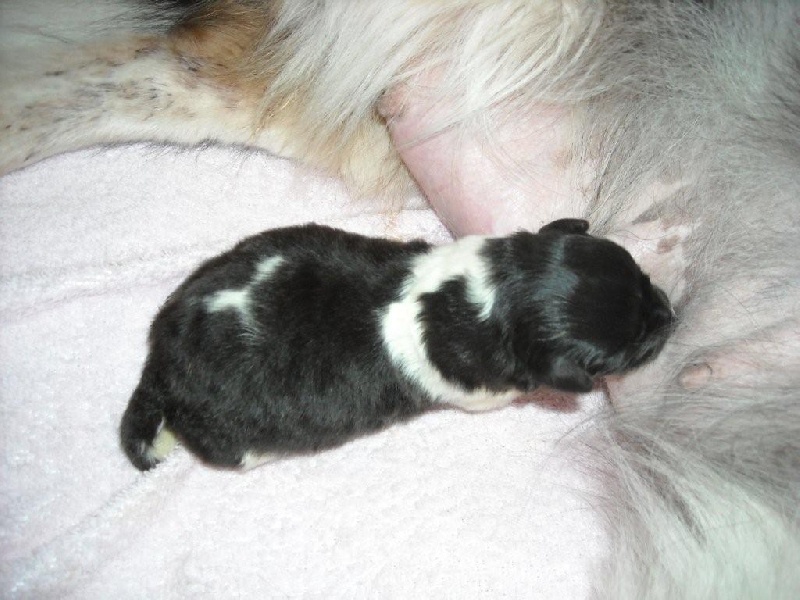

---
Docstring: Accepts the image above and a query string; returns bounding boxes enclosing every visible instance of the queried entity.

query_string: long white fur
[1,1,798,598]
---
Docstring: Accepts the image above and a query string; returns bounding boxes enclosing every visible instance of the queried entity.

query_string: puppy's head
[498,219,674,393]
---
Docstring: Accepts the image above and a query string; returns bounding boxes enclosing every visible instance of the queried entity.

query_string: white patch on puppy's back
[205,255,284,330]
[253,255,285,284]
[381,236,518,411]
[207,289,250,314]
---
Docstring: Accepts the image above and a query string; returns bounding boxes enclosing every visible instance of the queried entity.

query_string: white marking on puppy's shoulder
[403,235,496,318]
[381,236,514,409]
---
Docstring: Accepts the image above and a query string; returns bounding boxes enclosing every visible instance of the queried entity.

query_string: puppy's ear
[546,355,594,393]
[538,218,590,235]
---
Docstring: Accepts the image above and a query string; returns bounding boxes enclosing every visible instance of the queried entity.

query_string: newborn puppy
[120,219,673,470]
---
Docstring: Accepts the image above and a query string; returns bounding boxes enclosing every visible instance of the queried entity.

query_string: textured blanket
[0,144,604,598]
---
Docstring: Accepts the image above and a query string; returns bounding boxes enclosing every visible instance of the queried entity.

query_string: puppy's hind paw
[144,427,178,466]
[239,451,280,471]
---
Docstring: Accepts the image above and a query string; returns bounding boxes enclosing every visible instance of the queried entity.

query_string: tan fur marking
[167,1,273,103]
[165,1,411,200]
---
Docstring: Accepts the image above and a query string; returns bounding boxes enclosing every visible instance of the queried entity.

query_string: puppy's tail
[120,369,177,471]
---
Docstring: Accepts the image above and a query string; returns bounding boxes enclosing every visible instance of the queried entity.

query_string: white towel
[0,144,605,599]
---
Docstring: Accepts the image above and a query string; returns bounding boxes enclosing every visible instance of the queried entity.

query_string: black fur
[120,220,673,470]
[421,221,673,394]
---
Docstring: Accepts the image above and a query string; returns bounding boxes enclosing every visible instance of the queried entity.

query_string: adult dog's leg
[0,1,289,176]
[0,1,422,199]
[1,1,605,200]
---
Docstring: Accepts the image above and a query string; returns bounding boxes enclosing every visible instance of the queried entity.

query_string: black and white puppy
[120,219,673,471]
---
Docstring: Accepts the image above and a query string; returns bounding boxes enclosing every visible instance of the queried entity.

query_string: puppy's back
[121,224,431,469]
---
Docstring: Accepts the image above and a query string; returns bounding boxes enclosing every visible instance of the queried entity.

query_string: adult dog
[2,1,798,597]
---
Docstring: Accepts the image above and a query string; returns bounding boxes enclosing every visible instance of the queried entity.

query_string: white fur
[381,236,517,411]
[206,289,250,316]
[144,420,178,466]
[239,451,279,471]
[205,255,284,332]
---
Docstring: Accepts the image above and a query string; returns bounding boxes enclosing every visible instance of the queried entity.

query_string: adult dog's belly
[384,87,588,237]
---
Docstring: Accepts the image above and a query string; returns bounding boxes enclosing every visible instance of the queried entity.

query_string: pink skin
[382,83,590,236]
[383,81,695,405]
